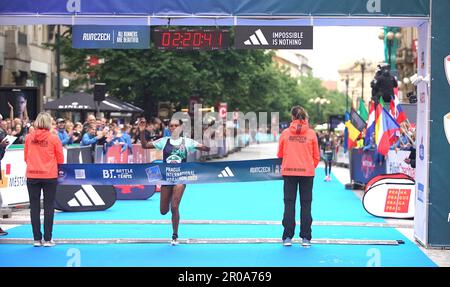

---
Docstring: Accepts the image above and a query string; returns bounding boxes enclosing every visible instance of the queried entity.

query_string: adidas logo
[244,29,269,46]
[218,167,235,178]
[67,185,106,207]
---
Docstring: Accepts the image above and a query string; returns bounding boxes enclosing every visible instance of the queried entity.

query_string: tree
[53,27,345,123]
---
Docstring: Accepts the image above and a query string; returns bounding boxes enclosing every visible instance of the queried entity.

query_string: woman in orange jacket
[24,112,64,247]
[277,106,320,247]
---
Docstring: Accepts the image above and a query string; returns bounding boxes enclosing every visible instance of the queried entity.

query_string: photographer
[371,64,398,106]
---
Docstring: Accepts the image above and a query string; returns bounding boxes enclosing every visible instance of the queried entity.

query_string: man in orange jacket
[277,106,320,247]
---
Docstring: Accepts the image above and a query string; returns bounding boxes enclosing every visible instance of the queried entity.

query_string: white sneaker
[43,240,56,247]
[301,238,311,248]
[171,234,179,246]
[33,240,42,247]
[282,237,292,246]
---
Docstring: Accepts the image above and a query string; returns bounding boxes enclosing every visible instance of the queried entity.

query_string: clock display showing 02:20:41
[153,29,230,50]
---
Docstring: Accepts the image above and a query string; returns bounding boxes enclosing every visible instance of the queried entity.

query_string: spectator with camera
[371,64,398,106]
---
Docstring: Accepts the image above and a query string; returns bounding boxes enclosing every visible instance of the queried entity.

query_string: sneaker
[324,176,328,181]
[43,240,56,247]
[171,234,179,246]
[282,237,292,246]
[0,229,8,236]
[33,240,42,247]
[301,238,311,248]
[327,175,332,182]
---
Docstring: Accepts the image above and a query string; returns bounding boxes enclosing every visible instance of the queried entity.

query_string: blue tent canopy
[0,0,430,26]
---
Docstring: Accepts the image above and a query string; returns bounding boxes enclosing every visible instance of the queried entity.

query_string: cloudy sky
[301,26,385,81]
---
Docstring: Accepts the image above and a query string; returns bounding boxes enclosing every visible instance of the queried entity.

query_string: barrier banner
[58,158,282,185]
[66,145,93,164]
[54,185,117,212]
[386,150,415,179]
[365,173,413,193]
[351,149,386,184]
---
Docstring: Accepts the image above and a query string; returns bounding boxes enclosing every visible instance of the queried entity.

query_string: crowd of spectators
[0,110,170,150]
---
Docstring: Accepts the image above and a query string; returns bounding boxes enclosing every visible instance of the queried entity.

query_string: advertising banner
[0,148,28,207]
[235,26,313,50]
[351,149,386,184]
[413,22,430,246]
[0,87,38,122]
[0,0,430,17]
[72,25,150,49]
[58,158,283,186]
[363,175,415,219]
[54,185,117,212]
[386,150,415,178]
[428,0,450,247]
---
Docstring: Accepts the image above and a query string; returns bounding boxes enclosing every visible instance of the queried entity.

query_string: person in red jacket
[277,106,320,247]
[24,112,64,247]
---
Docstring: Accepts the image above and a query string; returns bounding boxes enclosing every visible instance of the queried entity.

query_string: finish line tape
[58,158,282,185]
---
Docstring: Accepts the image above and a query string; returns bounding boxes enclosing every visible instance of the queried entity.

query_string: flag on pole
[358,98,369,122]
[375,103,400,156]
[364,101,376,145]
[343,111,350,153]
[379,96,386,108]
[345,109,366,151]
[389,95,408,124]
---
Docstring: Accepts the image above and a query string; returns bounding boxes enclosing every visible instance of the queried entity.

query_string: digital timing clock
[152,28,230,50]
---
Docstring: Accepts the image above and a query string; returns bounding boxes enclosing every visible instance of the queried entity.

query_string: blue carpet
[0,243,436,267]
[0,168,437,267]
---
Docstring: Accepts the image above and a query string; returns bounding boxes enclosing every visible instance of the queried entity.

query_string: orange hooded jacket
[277,119,320,177]
[24,129,64,179]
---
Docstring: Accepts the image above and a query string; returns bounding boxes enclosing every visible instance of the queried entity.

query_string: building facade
[272,50,312,78]
[0,25,57,114]
[337,61,378,110]
[394,27,418,103]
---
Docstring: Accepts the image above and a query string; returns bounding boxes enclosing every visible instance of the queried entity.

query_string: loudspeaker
[94,83,106,102]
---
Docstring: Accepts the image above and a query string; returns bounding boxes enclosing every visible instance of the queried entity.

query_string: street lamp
[309,97,330,124]
[354,58,371,105]
[341,74,354,112]
[378,28,402,70]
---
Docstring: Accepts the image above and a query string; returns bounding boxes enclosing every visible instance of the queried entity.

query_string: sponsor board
[363,175,415,219]
[72,25,150,49]
[55,185,116,212]
[235,26,313,49]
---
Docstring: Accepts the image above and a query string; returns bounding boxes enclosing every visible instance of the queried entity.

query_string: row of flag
[344,94,408,156]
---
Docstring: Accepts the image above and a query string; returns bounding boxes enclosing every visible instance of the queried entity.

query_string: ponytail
[291,106,308,120]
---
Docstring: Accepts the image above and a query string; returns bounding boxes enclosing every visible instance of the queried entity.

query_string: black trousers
[27,179,57,241]
[282,176,314,240]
